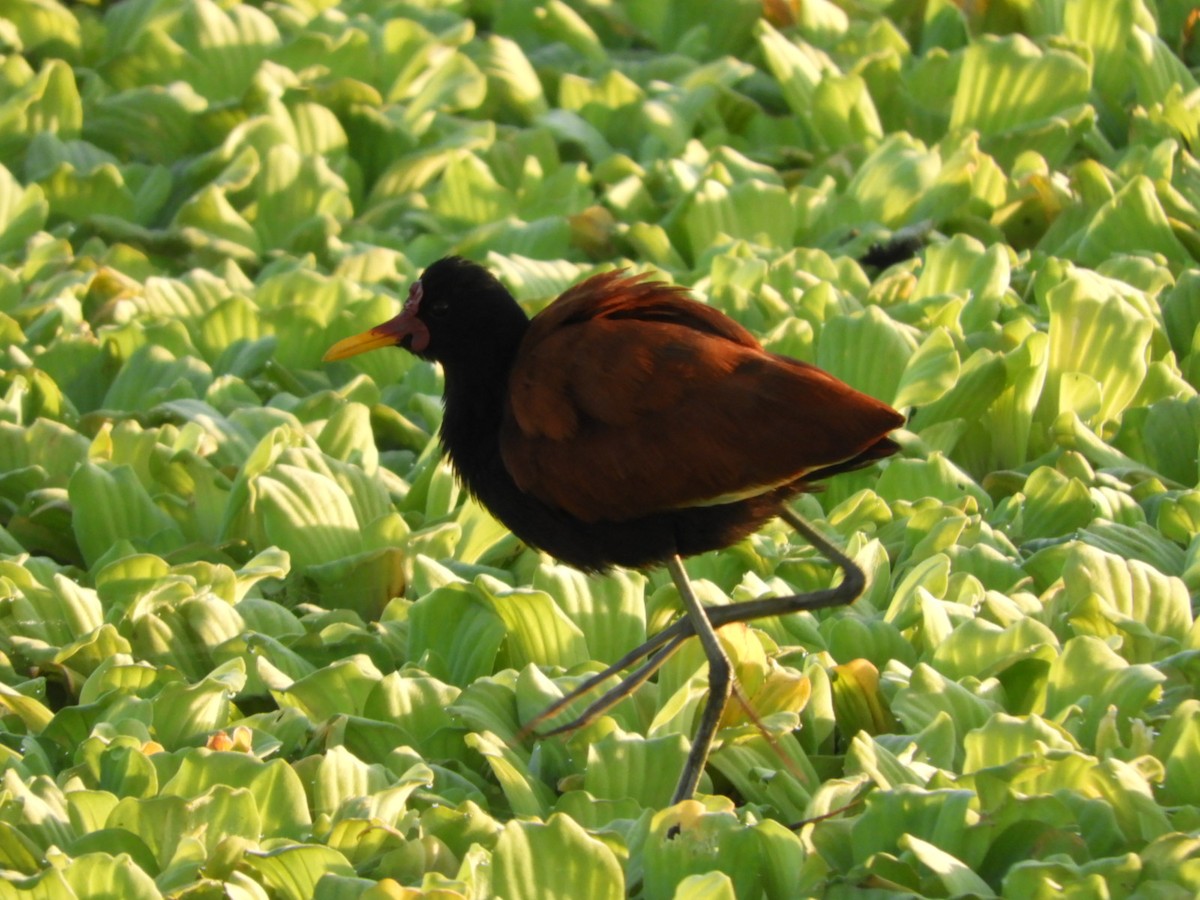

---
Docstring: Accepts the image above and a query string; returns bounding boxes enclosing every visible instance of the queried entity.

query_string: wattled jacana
[325,257,904,803]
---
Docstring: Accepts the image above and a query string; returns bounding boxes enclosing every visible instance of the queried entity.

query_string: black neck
[437,318,528,476]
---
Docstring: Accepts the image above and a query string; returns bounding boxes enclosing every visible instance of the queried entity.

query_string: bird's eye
[429,298,450,318]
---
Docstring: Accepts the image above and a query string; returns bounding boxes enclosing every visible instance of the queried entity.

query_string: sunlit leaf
[492,814,624,900]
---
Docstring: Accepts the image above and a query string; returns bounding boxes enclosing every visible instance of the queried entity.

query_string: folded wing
[501,272,903,523]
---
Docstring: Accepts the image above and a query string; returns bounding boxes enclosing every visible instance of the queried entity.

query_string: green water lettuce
[1,0,1199,896]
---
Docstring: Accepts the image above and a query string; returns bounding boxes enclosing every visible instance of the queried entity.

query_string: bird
[324,256,904,804]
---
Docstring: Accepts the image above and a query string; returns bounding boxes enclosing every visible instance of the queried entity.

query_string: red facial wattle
[322,279,431,361]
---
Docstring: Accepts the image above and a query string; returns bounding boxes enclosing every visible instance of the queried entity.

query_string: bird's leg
[527,630,689,738]
[662,510,864,801]
[701,507,865,629]
[523,508,865,798]
[519,621,691,740]
[666,554,733,804]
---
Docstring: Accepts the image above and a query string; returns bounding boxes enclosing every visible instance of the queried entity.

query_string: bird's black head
[323,256,530,370]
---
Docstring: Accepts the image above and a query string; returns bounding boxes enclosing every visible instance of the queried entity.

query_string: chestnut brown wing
[500,276,902,524]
